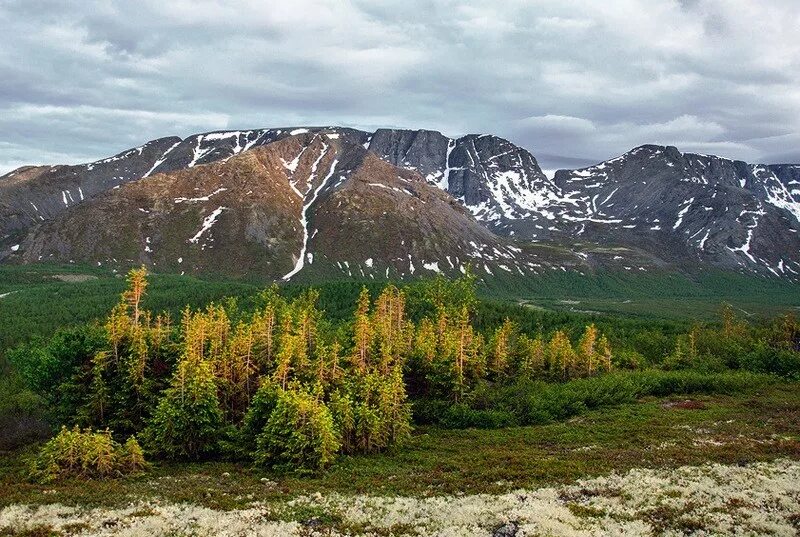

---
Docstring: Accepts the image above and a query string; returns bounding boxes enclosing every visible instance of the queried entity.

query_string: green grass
[1,381,797,509]
[483,268,800,320]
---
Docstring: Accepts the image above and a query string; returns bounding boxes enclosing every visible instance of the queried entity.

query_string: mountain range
[2,126,798,282]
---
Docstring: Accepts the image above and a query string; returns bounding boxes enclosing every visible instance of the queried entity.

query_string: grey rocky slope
[539,146,800,278]
[2,127,799,280]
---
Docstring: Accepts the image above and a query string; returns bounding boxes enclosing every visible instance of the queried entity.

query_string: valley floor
[1,383,798,536]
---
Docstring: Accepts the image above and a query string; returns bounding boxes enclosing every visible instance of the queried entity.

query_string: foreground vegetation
[0,382,797,509]
[1,264,799,534]
[3,265,799,476]
[8,267,623,473]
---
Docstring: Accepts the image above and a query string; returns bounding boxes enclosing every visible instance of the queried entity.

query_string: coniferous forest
[5,267,799,479]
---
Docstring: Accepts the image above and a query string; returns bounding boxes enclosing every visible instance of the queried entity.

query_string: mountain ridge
[2,126,799,282]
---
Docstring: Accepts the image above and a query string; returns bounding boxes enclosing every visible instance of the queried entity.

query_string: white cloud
[0,0,799,171]
[534,16,595,32]
[517,115,597,134]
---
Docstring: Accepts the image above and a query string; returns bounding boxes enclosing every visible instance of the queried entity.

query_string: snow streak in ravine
[282,144,338,280]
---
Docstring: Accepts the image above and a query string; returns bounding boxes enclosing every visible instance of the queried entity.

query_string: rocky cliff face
[366,129,558,226]
[2,127,799,281]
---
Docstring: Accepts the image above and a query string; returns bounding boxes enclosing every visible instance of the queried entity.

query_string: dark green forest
[2,265,799,479]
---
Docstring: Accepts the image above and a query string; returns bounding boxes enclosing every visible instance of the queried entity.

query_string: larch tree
[577,324,599,377]
[415,317,437,365]
[517,333,545,379]
[597,335,613,372]
[273,316,296,389]
[547,330,576,380]
[373,285,409,375]
[489,318,515,380]
[351,287,372,372]
[122,266,148,326]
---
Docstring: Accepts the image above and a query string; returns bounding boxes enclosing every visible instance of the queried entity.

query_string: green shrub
[328,388,357,453]
[28,426,147,482]
[612,348,644,370]
[254,388,340,472]
[411,398,452,425]
[514,371,771,425]
[0,360,49,450]
[143,359,223,460]
[235,381,281,456]
[633,370,769,396]
[739,343,800,379]
[7,326,106,425]
[425,370,775,428]
[439,404,518,429]
[119,436,148,474]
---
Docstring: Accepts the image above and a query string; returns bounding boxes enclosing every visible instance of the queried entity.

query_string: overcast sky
[1,0,799,174]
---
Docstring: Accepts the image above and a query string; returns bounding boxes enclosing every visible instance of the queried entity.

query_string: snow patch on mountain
[189,206,226,244]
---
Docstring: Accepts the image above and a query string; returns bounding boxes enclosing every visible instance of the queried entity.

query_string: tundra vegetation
[1,267,799,535]
[3,266,798,477]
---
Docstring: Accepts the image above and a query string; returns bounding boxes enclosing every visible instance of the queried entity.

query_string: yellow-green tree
[576,324,599,377]
[547,330,576,380]
[351,287,372,372]
[415,317,437,365]
[597,335,613,372]
[373,285,410,375]
[489,318,515,380]
[517,333,545,379]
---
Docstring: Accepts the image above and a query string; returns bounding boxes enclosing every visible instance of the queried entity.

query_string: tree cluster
[409,275,613,400]
[15,267,622,472]
[53,268,414,469]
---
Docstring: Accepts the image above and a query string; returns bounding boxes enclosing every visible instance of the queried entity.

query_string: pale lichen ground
[1,459,798,536]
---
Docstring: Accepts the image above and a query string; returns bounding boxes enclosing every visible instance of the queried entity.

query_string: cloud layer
[2,0,799,173]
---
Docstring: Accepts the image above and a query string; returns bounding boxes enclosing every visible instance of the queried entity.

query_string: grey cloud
[1,0,799,174]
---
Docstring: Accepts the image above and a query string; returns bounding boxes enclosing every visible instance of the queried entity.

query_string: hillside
[2,126,800,283]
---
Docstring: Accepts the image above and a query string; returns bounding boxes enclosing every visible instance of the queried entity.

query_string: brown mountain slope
[17,132,568,280]
[0,137,182,245]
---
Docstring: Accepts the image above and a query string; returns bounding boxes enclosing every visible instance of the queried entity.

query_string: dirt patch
[52,274,98,283]
[662,399,707,410]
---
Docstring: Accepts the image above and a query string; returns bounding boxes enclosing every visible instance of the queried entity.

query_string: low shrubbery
[29,426,147,482]
[0,360,49,450]
[438,404,518,429]
[254,387,340,472]
[420,370,774,428]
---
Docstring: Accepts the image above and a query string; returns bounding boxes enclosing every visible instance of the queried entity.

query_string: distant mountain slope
[536,146,800,277]
[17,131,581,280]
[0,137,181,241]
[2,127,799,281]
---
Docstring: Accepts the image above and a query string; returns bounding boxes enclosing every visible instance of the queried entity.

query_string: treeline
[415,303,800,429]
[660,305,800,377]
